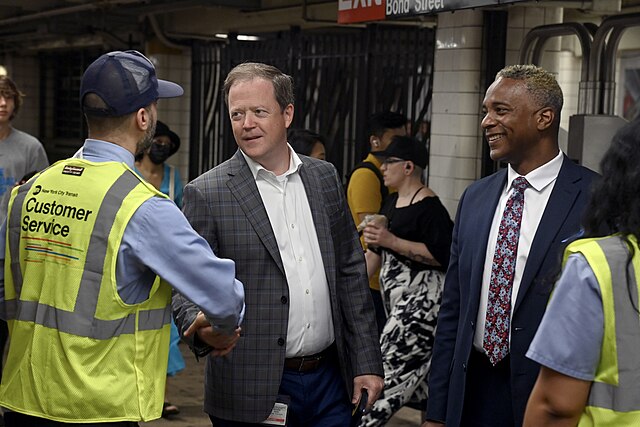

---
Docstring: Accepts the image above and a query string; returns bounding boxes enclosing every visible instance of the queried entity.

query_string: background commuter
[0,75,49,426]
[0,75,48,225]
[134,119,186,417]
[347,111,407,335]
[287,128,326,160]
[360,135,453,426]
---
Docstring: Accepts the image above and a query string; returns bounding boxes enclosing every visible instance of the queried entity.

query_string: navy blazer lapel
[468,171,507,301]
[226,151,285,275]
[514,156,582,312]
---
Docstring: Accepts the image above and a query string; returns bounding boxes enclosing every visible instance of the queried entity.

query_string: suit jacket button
[463,363,467,372]
[281,296,288,304]
[277,338,285,346]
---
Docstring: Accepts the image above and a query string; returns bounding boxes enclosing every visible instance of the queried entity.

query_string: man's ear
[135,107,151,132]
[537,107,554,131]
[284,104,294,128]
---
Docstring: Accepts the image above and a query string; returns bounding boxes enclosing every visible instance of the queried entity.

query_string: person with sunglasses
[360,135,453,426]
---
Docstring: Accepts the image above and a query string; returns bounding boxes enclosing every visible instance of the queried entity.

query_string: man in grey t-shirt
[0,75,49,225]
[0,76,48,420]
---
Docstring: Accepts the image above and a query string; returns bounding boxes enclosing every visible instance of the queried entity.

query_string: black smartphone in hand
[350,389,368,426]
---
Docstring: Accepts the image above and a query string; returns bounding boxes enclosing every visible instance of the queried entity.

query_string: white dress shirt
[473,150,564,352]
[241,147,334,358]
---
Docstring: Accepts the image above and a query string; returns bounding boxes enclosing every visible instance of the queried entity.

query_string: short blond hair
[497,65,563,117]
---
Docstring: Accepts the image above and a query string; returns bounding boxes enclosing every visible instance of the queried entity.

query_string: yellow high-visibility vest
[565,235,640,426]
[1,159,172,423]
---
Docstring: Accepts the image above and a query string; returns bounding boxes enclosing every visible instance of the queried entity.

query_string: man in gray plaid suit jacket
[173,62,384,426]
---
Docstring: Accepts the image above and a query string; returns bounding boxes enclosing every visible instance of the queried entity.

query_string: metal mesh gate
[189,24,435,180]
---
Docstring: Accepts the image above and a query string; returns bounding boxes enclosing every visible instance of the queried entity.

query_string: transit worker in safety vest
[524,118,640,426]
[0,50,245,427]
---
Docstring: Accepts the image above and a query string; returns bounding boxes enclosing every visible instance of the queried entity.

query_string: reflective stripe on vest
[6,177,33,301]
[588,237,640,412]
[6,169,169,338]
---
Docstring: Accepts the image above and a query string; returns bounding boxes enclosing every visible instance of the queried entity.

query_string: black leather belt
[284,347,332,372]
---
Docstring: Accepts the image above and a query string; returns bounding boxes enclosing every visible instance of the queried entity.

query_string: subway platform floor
[142,343,422,427]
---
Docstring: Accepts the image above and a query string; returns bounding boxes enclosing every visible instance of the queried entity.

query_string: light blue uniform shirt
[527,253,603,381]
[0,139,244,333]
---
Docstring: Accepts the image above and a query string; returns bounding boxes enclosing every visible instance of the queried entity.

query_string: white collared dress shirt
[241,147,334,358]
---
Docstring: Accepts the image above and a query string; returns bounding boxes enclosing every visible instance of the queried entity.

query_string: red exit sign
[338,0,386,24]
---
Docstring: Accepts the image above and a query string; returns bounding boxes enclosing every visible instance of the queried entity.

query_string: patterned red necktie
[483,176,529,366]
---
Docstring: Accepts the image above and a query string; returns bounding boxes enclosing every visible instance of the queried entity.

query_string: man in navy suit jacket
[425,65,598,427]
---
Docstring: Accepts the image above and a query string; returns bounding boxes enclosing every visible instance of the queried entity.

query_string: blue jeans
[210,359,351,427]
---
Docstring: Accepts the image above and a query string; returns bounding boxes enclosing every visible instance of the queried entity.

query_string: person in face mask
[135,120,183,208]
[134,120,185,418]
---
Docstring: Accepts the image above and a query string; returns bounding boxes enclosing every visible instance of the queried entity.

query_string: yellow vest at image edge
[565,235,640,427]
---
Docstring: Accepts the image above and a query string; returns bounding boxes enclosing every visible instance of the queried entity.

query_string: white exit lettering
[339,0,383,11]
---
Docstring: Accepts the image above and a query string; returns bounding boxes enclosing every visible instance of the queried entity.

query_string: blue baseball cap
[80,50,183,117]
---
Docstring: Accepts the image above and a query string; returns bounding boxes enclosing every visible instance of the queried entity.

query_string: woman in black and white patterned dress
[360,136,453,426]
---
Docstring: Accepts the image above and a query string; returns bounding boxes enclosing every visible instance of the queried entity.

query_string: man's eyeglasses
[381,158,405,166]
